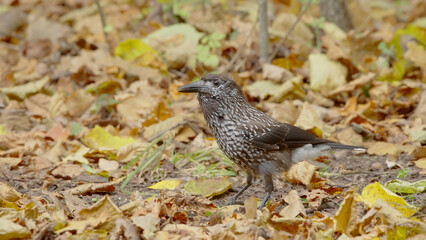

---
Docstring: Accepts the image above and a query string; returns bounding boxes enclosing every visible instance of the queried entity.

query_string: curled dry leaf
[334,189,359,236]
[330,72,375,95]
[0,182,22,202]
[284,161,323,187]
[110,218,140,240]
[132,214,161,240]
[306,189,330,209]
[294,102,335,138]
[279,190,306,218]
[0,218,31,240]
[67,182,116,195]
[0,76,49,100]
[78,195,123,231]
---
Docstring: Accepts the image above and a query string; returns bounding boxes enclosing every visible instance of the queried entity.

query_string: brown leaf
[306,189,330,209]
[51,163,83,179]
[244,196,257,219]
[279,190,306,218]
[67,182,115,195]
[0,182,22,202]
[132,214,160,239]
[46,124,70,141]
[367,142,398,156]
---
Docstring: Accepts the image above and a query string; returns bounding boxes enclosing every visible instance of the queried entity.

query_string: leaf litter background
[0,0,425,239]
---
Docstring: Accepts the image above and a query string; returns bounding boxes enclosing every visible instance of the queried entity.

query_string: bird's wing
[247,122,289,150]
[247,121,362,150]
[247,122,330,150]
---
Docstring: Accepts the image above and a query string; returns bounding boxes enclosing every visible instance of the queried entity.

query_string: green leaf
[397,168,409,179]
[385,179,426,194]
[81,162,96,175]
[70,123,82,136]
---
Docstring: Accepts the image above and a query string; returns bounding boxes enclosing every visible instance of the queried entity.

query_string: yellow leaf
[309,53,347,91]
[358,182,417,217]
[0,182,22,202]
[148,179,182,190]
[387,226,423,240]
[413,158,426,174]
[184,177,231,198]
[78,195,123,231]
[0,125,7,135]
[0,218,31,240]
[114,39,166,71]
[334,189,359,235]
[145,195,156,203]
[83,125,135,150]
[114,39,156,61]
[0,76,49,100]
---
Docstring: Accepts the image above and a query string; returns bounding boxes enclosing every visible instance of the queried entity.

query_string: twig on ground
[323,170,398,177]
[269,0,313,61]
[146,121,188,142]
[95,0,113,55]
[145,119,202,143]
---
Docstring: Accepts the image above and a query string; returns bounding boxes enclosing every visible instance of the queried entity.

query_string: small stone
[371,162,382,170]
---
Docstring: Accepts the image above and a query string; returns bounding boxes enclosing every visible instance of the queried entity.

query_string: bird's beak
[178,80,203,93]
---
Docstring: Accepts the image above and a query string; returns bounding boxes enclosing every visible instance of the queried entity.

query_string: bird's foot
[227,198,243,206]
[258,192,271,210]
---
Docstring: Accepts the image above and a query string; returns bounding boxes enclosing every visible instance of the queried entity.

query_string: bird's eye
[213,79,220,86]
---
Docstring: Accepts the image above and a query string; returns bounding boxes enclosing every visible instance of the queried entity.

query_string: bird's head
[178,74,244,100]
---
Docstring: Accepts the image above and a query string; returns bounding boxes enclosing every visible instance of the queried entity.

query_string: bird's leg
[259,174,273,209]
[228,175,253,205]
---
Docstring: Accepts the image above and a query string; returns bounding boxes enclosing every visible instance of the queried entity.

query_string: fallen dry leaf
[51,163,83,179]
[309,53,348,91]
[367,141,399,156]
[279,190,306,218]
[184,177,231,198]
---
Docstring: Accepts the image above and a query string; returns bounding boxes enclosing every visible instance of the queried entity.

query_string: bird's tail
[320,142,366,151]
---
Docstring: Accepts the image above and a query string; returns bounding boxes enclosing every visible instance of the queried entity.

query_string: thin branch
[95,0,113,55]
[146,121,188,142]
[224,15,258,73]
[322,170,398,177]
[269,0,313,61]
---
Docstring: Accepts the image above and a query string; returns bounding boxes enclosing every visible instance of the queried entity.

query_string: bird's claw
[227,199,243,206]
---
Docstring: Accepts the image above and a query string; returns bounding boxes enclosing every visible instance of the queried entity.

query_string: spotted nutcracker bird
[178,74,364,209]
